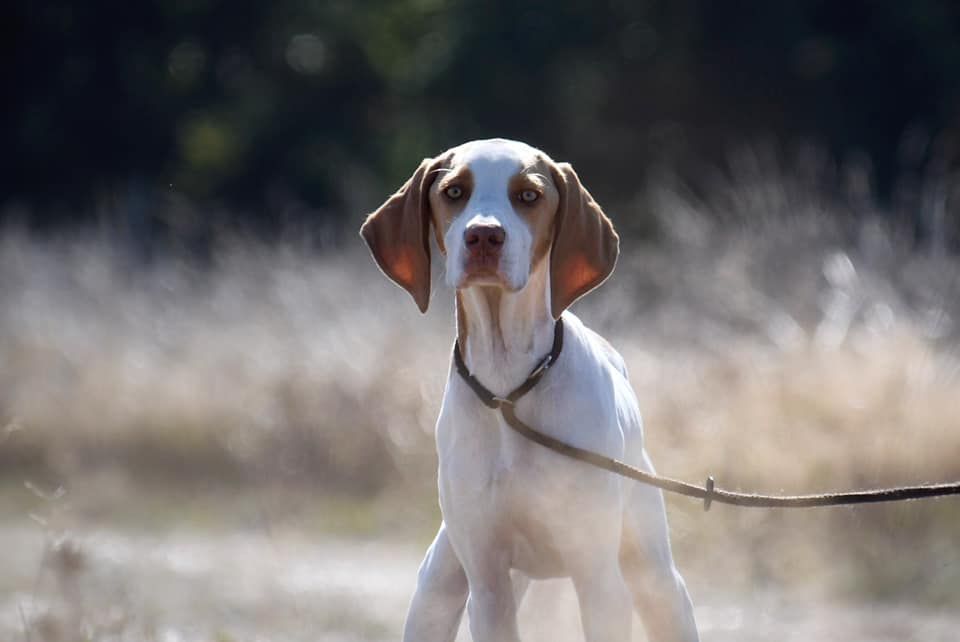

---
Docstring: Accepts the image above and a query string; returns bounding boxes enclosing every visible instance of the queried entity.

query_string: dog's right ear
[360,158,440,313]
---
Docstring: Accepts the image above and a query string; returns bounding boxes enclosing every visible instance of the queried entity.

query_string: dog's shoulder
[561,312,629,382]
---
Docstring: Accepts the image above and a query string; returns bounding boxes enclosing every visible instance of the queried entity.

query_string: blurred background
[2,1,960,640]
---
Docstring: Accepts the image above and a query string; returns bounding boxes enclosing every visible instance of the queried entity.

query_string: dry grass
[1,163,960,639]
[0,234,450,494]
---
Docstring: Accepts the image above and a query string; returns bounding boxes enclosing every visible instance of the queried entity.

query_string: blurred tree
[2,0,959,243]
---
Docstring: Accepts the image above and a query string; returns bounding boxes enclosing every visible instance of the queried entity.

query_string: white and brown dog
[362,139,699,642]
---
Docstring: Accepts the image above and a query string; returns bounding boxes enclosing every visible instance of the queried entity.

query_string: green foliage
[4,1,960,232]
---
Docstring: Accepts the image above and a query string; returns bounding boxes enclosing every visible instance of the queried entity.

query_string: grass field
[2,171,959,640]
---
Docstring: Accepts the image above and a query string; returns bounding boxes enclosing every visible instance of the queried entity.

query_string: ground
[2,486,957,642]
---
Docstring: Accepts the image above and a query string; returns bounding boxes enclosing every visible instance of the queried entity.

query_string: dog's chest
[437,396,604,577]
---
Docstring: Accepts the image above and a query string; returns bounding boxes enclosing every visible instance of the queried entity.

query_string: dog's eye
[518,189,539,203]
[444,185,464,200]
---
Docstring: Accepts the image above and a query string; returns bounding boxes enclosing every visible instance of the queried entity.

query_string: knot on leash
[703,476,715,512]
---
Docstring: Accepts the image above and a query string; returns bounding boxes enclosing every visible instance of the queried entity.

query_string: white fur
[401,139,699,642]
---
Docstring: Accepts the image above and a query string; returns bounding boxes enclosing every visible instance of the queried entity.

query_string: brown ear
[548,162,619,319]
[360,158,440,312]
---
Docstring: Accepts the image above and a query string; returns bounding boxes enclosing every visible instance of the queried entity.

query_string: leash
[453,318,960,511]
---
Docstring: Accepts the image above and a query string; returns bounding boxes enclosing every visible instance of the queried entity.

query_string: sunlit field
[2,166,959,641]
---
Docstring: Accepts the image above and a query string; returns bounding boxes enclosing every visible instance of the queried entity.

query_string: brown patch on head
[509,155,561,271]
[428,162,473,254]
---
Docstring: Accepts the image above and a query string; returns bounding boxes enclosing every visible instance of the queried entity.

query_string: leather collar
[453,317,564,409]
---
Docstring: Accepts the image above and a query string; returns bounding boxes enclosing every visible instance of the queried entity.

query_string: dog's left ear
[360,158,441,313]
[548,161,619,319]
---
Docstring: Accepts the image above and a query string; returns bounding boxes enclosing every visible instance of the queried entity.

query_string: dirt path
[1,521,956,642]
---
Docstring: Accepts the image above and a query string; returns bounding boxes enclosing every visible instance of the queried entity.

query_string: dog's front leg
[620,455,700,642]
[465,562,521,642]
[571,557,633,642]
[403,523,469,642]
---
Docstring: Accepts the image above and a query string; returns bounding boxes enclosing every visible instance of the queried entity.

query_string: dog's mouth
[463,253,500,274]
[460,269,507,288]
[458,259,522,291]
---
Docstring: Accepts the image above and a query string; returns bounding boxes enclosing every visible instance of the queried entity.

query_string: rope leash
[454,318,960,511]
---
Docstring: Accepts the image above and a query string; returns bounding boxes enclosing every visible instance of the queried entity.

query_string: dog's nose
[464,223,506,253]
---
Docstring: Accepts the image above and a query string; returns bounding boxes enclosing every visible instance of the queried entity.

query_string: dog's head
[360,139,618,319]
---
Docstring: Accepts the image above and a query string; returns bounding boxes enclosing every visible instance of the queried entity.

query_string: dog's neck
[456,259,556,397]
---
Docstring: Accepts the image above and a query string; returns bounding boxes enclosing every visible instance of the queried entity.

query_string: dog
[361,139,699,642]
